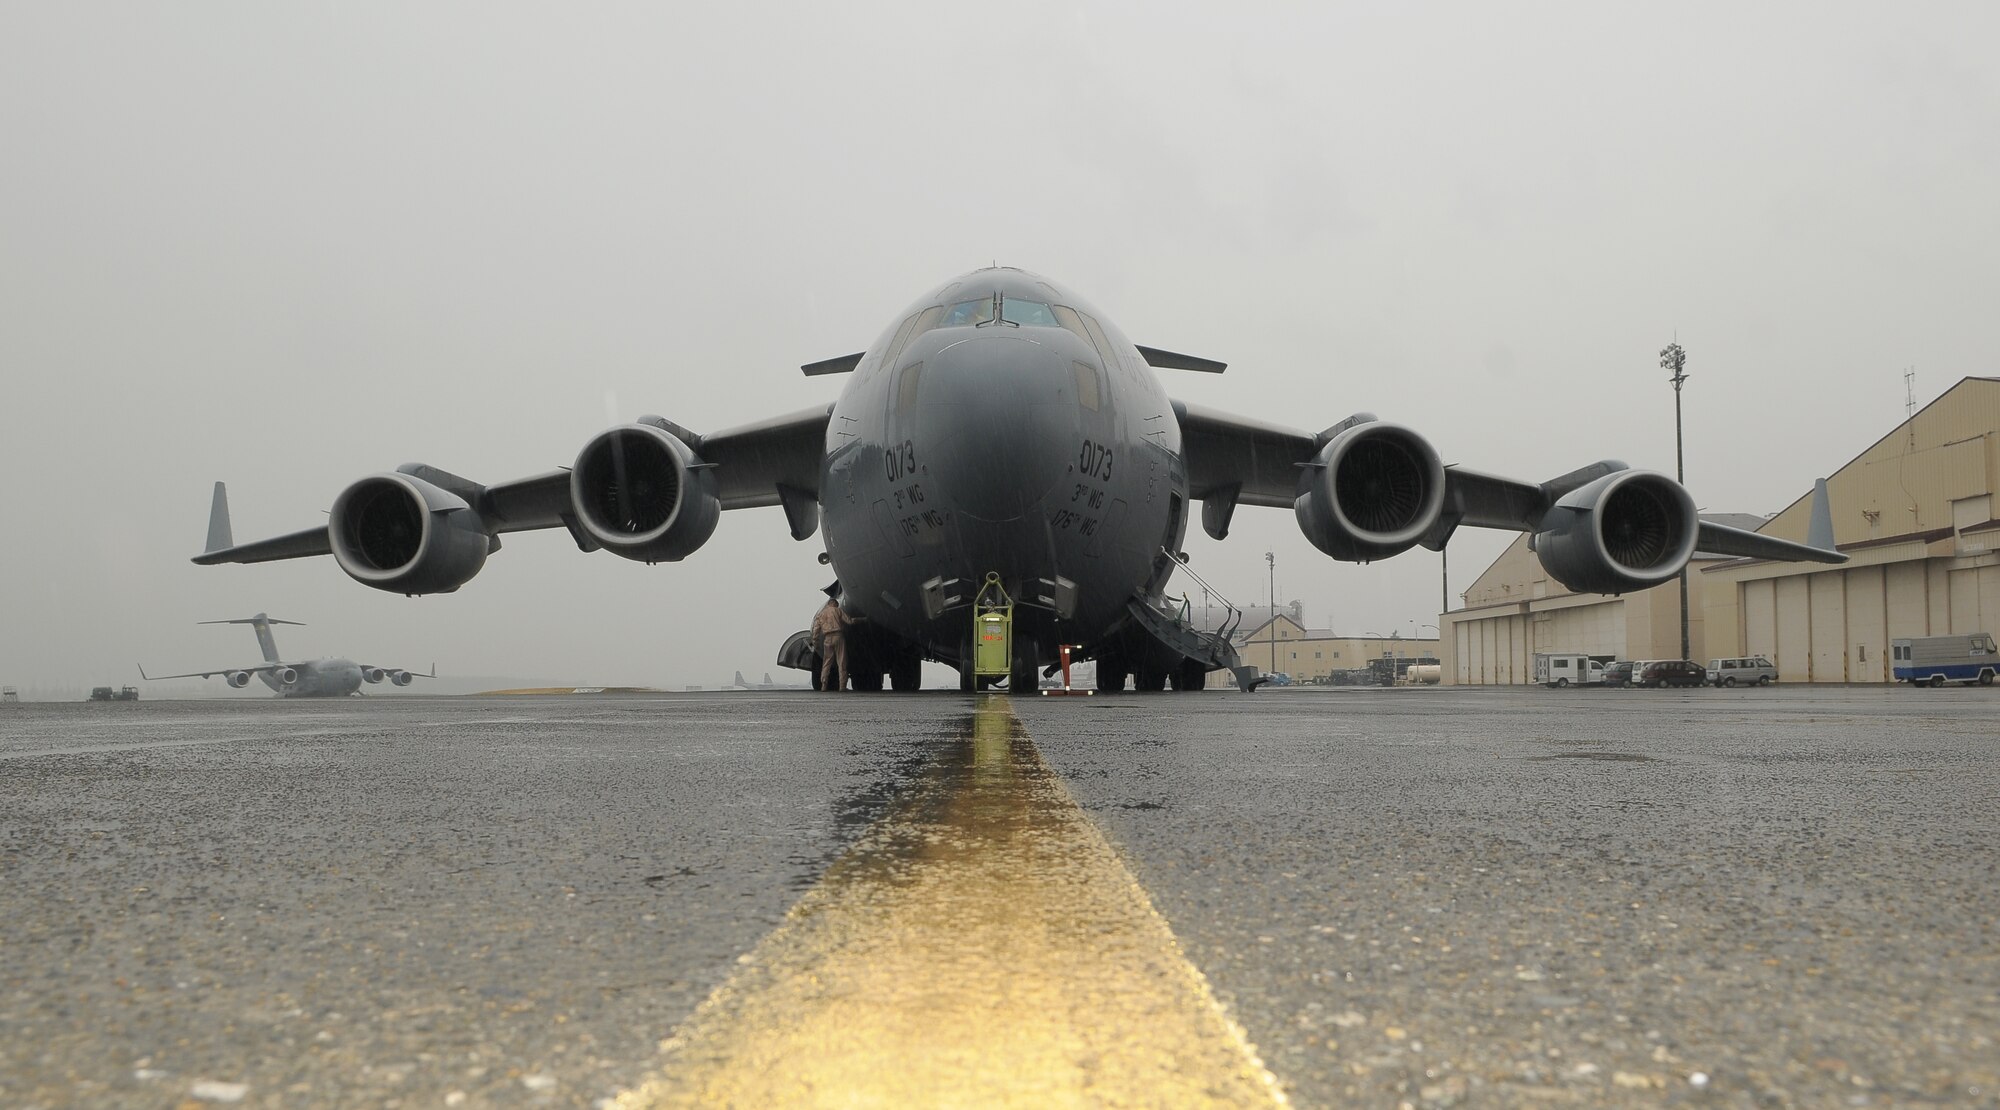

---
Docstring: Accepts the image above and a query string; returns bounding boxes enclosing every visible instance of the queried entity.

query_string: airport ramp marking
[613,694,1288,1108]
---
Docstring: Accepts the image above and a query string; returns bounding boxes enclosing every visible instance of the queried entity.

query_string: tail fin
[734,670,748,687]
[199,611,305,664]
[205,482,234,554]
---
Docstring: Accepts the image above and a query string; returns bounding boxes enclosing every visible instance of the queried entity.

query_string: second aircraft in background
[140,610,432,698]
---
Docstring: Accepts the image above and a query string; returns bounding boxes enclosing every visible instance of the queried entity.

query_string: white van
[1707,656,1778,686]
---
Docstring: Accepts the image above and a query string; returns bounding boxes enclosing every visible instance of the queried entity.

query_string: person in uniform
[812,597,856,692]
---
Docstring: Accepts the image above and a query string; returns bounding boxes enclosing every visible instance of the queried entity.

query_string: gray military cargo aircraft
[139,608,433,697]
[194,267,1842,692]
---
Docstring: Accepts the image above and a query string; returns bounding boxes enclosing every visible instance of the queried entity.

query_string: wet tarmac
[2,686,1995,1107]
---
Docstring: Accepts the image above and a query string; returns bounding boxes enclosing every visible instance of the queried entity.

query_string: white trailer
[1533,653,1605,688]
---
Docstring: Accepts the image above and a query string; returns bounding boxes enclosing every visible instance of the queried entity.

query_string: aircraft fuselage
[261,658,365,697]
[820,269,1186,669]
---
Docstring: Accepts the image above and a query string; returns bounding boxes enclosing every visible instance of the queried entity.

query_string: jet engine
[1294,421,1446,562]
[1533,470,1700,594]
[361,667,385,684]
[329,473,491,595]
[571,423,721,563]
[225,670,252,688]
[390,670,413,687]
[274,666,299,686]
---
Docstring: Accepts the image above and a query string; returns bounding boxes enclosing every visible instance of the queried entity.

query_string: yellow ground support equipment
[972,573,1013,678]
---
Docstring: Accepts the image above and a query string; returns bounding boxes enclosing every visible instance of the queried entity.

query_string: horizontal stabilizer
[1136,345,1226,374]
[801,352,864,376]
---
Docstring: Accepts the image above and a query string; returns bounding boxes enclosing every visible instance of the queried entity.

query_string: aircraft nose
[917,333,1078,522]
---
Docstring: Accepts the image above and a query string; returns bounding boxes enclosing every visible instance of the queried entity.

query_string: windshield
[940,297,1063,329]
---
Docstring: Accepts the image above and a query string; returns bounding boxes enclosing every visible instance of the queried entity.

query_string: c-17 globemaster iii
[139,609,432,697]
[195,267,1843,692]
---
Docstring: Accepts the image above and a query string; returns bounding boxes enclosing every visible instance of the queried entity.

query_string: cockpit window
[940,297,1064,329]
[943,299,993,327]
[1003,300,1059,327]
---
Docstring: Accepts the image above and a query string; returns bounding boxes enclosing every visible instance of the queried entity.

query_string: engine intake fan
[1294,421,1446,562]
[1534,470,1700,594]
[571,424,721,563]
[329,473,491,595]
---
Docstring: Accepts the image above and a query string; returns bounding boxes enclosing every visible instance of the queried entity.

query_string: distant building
[1441,376,2000,683]
[1214,612,1439,686]
[1702,377,2000,681]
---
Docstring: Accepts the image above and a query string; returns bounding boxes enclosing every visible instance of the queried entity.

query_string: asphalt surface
[2,686,1995,1108]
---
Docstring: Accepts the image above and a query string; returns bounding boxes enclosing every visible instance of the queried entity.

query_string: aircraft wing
[464,403,832,520]
[1173,400,1845,564]
[137,662,283,681]
[1175,401,1317,508]
[194,403,834,566]
[356,663,436,677]
[696,403,833,509]
[1691,520,1848,564]
[191,526,332,565]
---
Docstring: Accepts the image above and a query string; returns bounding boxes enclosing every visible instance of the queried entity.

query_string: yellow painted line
[614,695,1288,1108]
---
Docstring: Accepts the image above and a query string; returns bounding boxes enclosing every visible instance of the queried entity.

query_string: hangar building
[1440,376,2000,684]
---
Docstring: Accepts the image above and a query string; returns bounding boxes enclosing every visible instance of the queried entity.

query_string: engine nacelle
[1533,470,1700,594]
[225,670,252,688]
[571,423,722,563]
[361,667,386,684]
[274,666,299,686]
[329,473,491,595]
[390,670,413,687]
[1294,421,1446,562]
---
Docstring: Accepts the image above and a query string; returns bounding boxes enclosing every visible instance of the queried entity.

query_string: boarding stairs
[1126,550,1267,692]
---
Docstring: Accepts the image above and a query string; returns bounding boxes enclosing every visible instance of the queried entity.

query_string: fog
[3,3,1994,693]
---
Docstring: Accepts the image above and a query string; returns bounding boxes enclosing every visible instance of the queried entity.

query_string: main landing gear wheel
[1097,655,1129,693]
[890,651,922,692]
[1169,660,1207,692]
[1009,637,1040,695]
[1134,664,1167,693]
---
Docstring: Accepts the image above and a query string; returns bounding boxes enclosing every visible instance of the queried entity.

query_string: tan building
[1441,376,2000,684]
[1439,515,1764,684]
[1702,377,2000,682]
[1221,614,1439,686]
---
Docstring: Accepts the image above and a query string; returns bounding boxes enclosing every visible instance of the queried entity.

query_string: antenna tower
[1904,367,1917,447]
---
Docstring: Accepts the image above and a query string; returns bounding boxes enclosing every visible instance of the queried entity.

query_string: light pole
[1265,549,1277,674]
[1660,340,1691,661]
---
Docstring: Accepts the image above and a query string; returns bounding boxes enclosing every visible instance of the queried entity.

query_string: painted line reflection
[614,695,1287,1108]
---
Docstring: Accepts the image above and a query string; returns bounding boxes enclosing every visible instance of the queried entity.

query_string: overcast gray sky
[4,2,1995,691]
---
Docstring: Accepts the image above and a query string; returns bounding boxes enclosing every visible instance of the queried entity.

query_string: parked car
[1639,660,1708,688]
[1602,660,1636,688]
[1708,656,1778,687]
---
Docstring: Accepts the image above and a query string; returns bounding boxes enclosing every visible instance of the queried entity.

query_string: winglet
[205,482,233,554]
[1807,478,1835,551]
